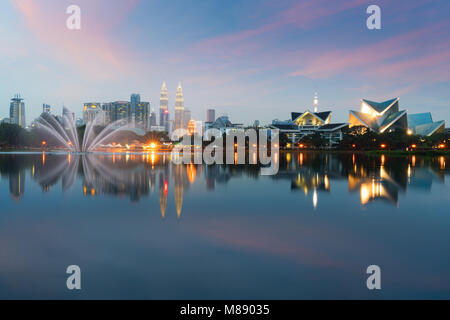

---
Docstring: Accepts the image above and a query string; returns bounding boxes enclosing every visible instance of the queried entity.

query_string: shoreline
[1,148,449,157]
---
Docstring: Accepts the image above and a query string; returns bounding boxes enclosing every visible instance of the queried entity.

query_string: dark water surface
[0,152,449,299]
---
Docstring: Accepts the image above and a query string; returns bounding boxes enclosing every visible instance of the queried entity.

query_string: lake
[0,152,449,299]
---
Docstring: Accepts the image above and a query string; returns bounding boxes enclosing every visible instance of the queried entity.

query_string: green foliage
[338,126,449,150]
[0,123,36,148]
[300,132,328,148]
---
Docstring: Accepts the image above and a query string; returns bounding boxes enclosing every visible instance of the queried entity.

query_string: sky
[0,0,449,125]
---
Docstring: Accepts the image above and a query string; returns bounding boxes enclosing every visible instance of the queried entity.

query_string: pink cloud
[290,20,450,85]
[11,0,139,79]
[187,0,371,61]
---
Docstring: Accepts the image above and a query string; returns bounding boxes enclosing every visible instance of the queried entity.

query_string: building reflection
[9,171,25,201]
[0,152,448,212]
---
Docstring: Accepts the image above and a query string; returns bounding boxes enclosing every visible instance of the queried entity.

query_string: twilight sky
[1,0,449,125]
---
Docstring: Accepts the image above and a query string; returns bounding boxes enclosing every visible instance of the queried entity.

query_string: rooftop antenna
[313,92,318,113]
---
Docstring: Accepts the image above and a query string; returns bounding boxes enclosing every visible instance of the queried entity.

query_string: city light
[380,144,386,149]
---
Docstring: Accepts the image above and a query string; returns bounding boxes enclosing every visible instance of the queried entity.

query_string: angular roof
[362,98,398,113]
[349,110,379,129]
[291,112,303,121]
[350,109,407,133]
[315,111,332,121]
[270,123,299,130]
[379,110,407,133]
[408,113,433,128]
[407,112,445,136]
[291,111,331,122]
[413,120,445,136]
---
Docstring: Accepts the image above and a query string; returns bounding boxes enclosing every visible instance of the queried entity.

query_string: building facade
[10,94,26,127]
[174,83,185,130]
[407,113,445,136]
[159,82,169,131]
[207,109,215,123]
[83,103,102,123]
[349,98,408,133]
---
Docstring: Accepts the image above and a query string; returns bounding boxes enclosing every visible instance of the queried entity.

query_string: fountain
[34,106,136,152]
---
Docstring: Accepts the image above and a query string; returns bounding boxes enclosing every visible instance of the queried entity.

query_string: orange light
[299,144,304,148]
[150,142,157,149]
[380,144,386,149]
[352,144,356,148]
[411,144,417,149]
[438,144,446,149]
[41,141,47,146]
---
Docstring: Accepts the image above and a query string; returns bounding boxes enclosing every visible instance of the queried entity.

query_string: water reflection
[0,152,449,213]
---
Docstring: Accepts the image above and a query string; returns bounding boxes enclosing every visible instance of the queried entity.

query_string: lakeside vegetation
[0,122,169,150]
[280,126,449,153]
[1,121,448,155]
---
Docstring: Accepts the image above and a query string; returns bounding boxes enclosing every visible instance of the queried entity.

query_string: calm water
[0,152,449,299]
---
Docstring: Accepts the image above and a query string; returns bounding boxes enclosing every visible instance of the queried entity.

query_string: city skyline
[1,0,449,126]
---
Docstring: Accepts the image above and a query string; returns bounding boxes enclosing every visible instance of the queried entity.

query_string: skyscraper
[83,103,101,123]
[207,109,215,123]
[135,101,150,130]
[149,108,157,127]
[159,82,169,131]
[183,109,191,129]
[174,83,185,130]
[130,93,140,127]
[10,94,26,127]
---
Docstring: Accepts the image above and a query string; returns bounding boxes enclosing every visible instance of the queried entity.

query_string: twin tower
[159,82,191,132]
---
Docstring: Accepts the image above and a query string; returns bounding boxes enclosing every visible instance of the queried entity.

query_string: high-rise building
[112,101,131,123]
[174,83,185,130]
[149,108,157,127]
[159,82,169,130]
[10,94,26,127]
[101,102,113,125]
[42,104,51,114]
[183,109,191,129]
[83,103,102,123]
[135,101,150,130]
[207,109,215,123]
[130,93,140,126]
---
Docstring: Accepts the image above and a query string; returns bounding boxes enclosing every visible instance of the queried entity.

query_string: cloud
[11,0,140,79]
[290,20,450,87]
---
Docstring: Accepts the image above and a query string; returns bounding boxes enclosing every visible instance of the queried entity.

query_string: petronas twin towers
[159,82,190,132]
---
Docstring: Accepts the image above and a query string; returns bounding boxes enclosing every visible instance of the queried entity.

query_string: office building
[159,82,169,131]
[10,94,26,127]
[207,109,215,123]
